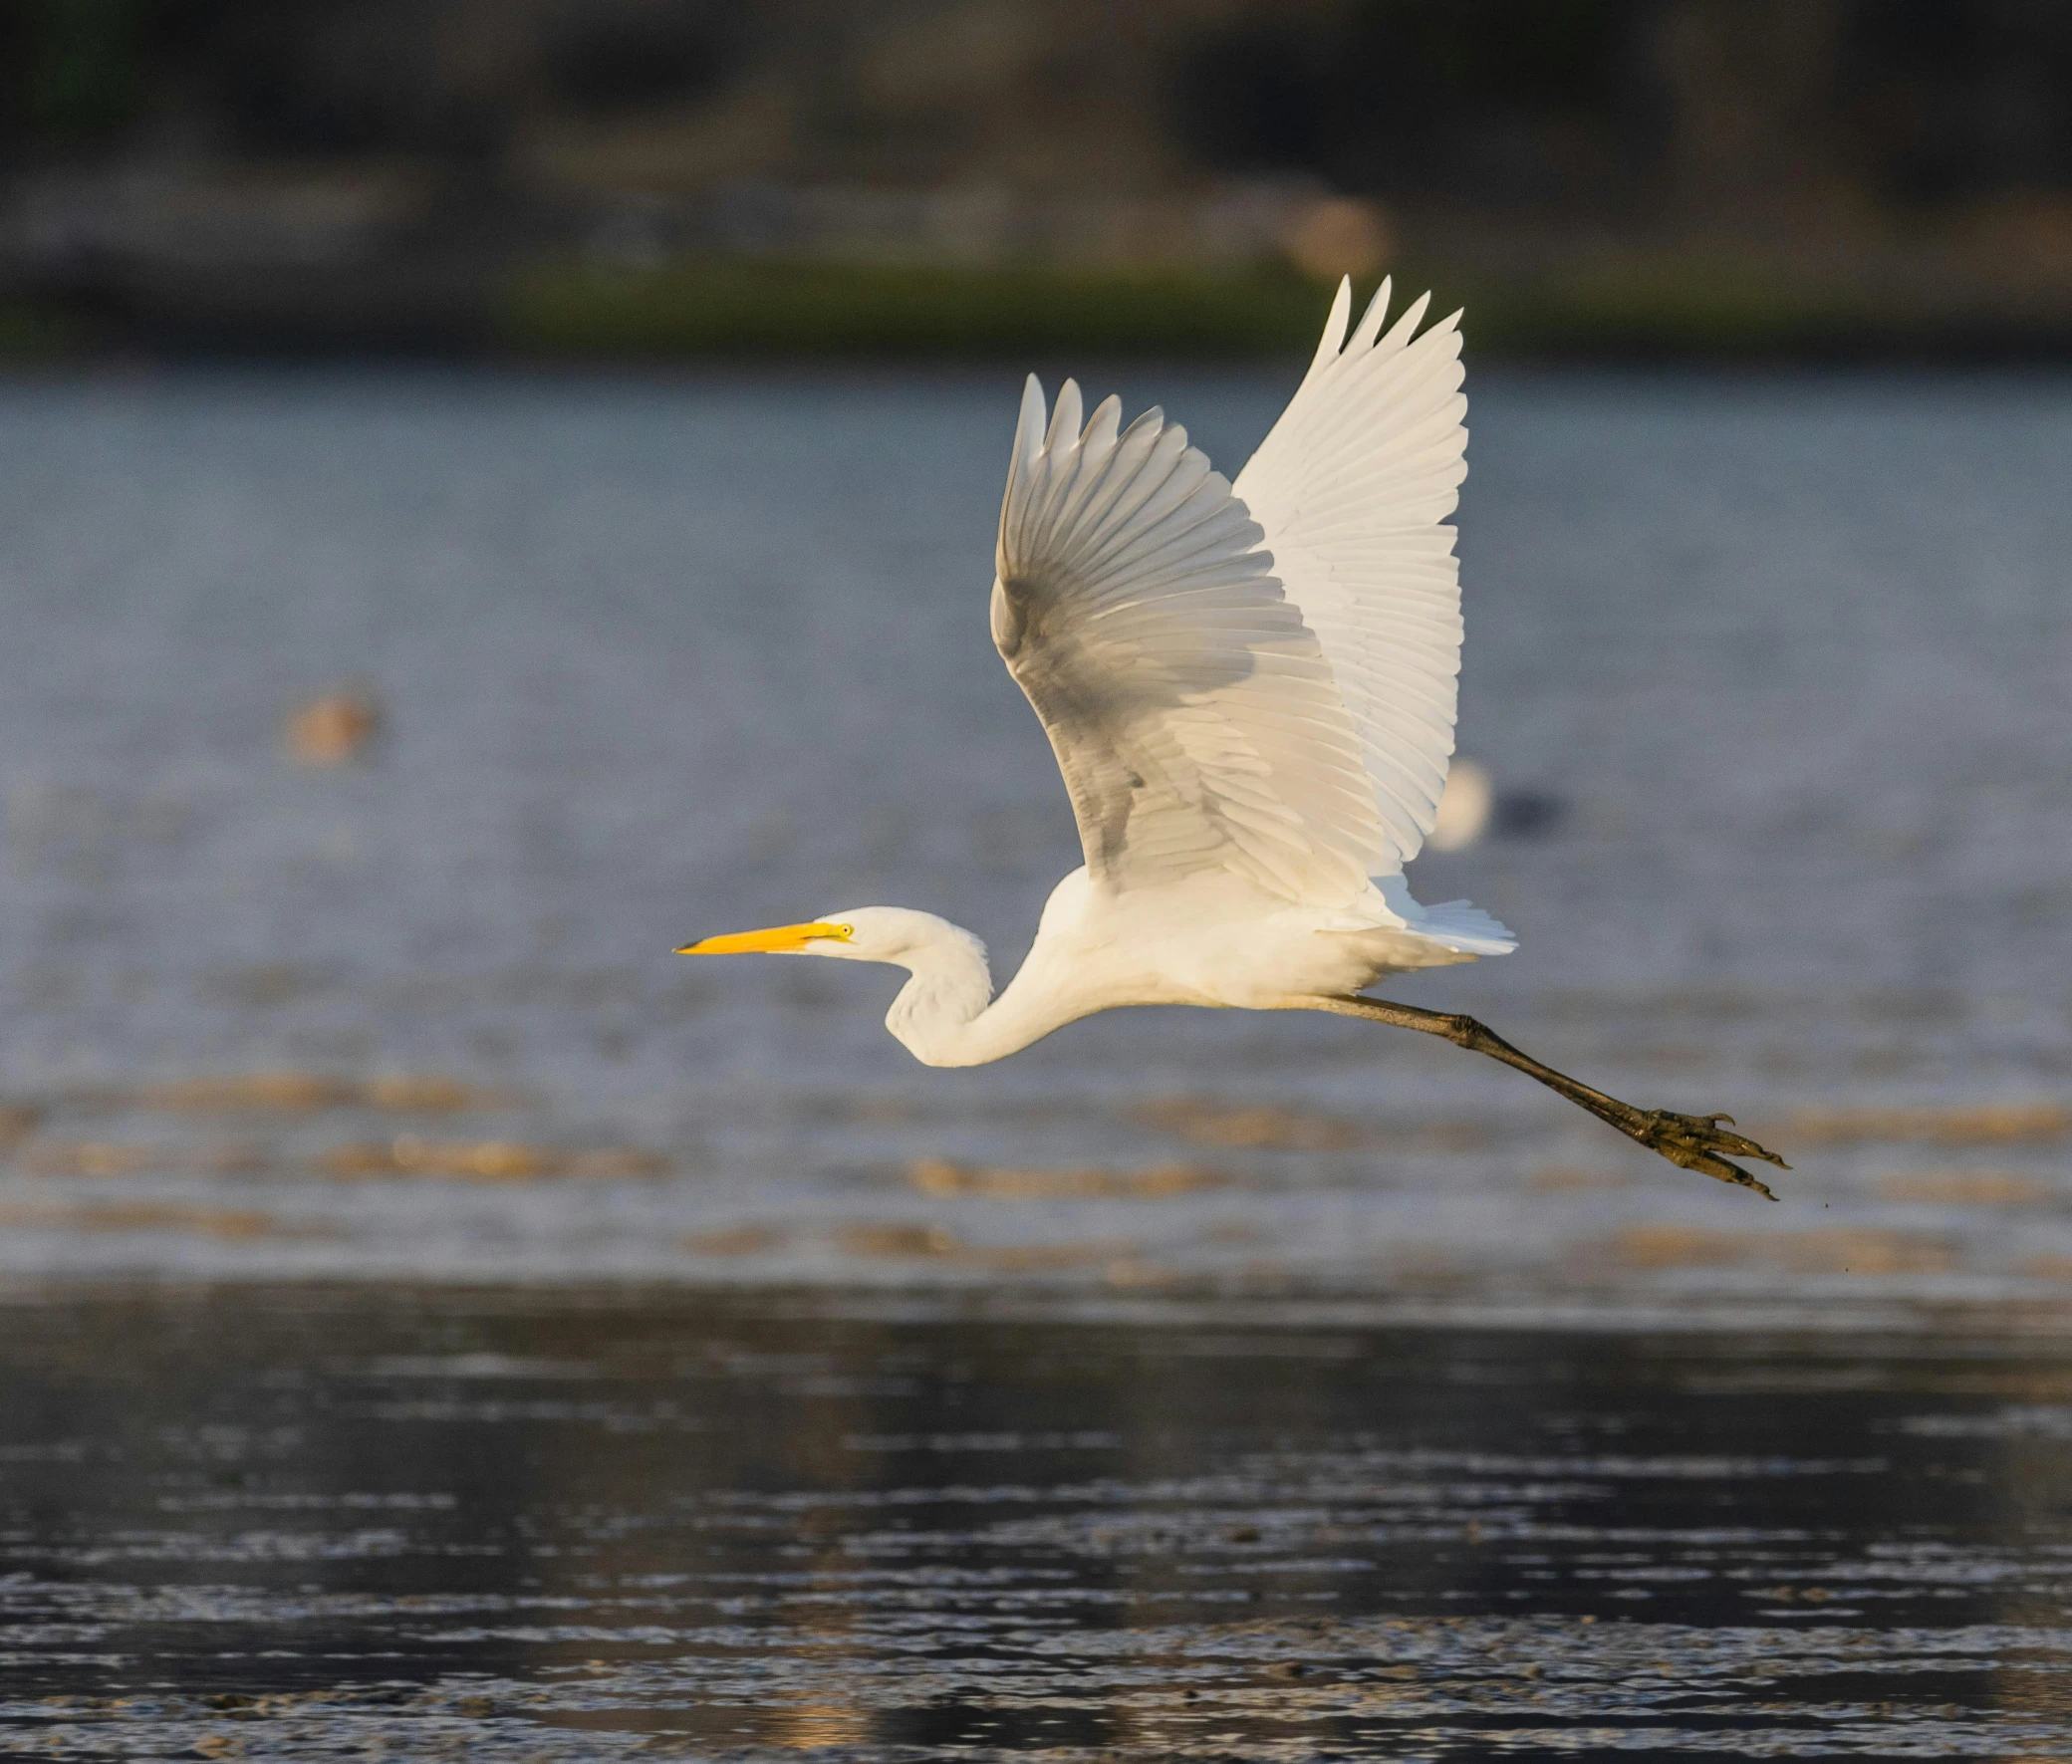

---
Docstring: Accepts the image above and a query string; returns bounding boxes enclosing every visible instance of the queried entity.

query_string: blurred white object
[1427,757,1493,852]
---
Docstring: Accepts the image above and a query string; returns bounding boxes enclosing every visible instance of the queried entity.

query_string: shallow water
[0,364,2066,1308]
[7,1284,2072,1760]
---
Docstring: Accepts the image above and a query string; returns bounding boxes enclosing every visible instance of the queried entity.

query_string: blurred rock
[1430,761,1570,849]
[321,1137,665,1181]
[907,1158,1221,1198]
[1492,788,1568,840]
[1781,1105,2070,1146]
[1133,1099,1359,1150]
[285,691,382,764]
[679,1224,786,1257]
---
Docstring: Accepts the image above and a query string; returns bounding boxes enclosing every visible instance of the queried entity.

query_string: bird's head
[678,906,995,1065]
[675,905,955,966]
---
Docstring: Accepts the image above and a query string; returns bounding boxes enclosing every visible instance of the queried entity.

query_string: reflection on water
[4,1285,2072,1758]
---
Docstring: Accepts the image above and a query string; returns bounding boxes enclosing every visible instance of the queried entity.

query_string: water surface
[0,365,2068,1307]
[0,369,2069,1753]
[7,1284,2072,1759]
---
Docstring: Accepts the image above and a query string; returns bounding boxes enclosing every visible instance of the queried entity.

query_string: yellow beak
[674,921,851,955]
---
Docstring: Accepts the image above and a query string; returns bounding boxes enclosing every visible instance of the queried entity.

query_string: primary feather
[1235,277,1469,871]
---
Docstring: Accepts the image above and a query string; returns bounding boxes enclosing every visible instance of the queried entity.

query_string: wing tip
[1322,275,1473,363]
[1046,378,1086,453]
[1014,373,1047,464]
[1314,277,1354,367]
[1349,276,1394,352]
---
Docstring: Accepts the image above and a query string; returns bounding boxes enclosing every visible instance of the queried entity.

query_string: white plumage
[1235,278,1469,873]
[993,362,1389,907]
[680,280,1787,1197]
[991,276,1511,958]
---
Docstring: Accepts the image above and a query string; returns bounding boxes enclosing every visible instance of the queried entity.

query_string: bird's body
[682,280,1789,1197]
[835,872,1481,1070]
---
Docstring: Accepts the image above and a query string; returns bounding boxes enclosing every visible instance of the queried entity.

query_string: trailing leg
[1312,995,1788,1200]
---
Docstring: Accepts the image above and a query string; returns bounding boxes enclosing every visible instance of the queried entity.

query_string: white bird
[681,280,1786,1197]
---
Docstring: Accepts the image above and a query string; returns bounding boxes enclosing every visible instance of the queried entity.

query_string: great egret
[681,280,1787,1199]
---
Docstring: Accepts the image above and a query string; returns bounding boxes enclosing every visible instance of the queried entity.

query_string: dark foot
[1625,1111,1788,1200]
[1308,998,1792,1201]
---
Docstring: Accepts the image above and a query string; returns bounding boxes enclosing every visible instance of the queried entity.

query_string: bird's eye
[838,923,855,937]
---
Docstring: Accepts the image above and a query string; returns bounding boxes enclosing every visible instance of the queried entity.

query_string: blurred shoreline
[16,3,2072,364]
[12,150,2072,368]
[14,238,2072,366]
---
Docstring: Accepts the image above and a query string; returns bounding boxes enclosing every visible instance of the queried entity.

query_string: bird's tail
[1406,897,1516,958]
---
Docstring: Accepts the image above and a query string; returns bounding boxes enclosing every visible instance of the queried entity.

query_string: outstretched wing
[1233,278,1468,874]
[992,375,1390,905]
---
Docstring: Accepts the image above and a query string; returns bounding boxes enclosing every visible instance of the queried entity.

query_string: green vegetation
[0,251,2003,366]
[0,302,94,360]
[1454,258,1897,358]
[497,258,1347,360]
[494,252,1964,363]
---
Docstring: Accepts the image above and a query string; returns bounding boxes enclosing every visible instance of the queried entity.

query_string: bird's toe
[1632,1110,1788,1200]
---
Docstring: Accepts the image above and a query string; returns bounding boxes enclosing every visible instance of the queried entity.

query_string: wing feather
[1234,281,1471,873]
[993,377,1390,904]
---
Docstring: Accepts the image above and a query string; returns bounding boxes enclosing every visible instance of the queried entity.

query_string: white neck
[880,918,1084,1068]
